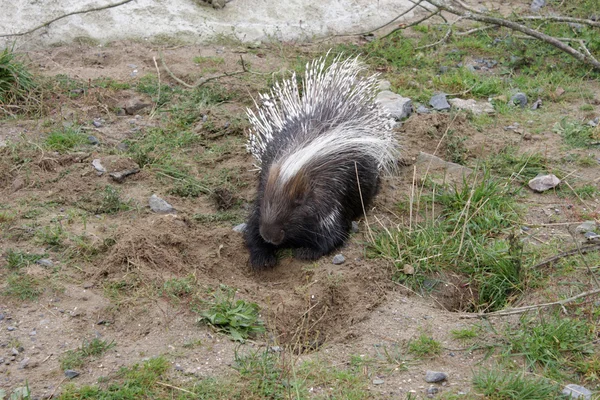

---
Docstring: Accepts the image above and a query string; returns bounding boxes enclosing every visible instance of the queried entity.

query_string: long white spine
[246,53,397,175]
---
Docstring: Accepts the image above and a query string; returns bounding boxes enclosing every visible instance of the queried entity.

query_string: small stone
[378,80,391,91]
[588,117,599,127]
[7,326,16,331]
[117,142,129,151]
[448,98,495,115]
[531,98,542,110]
[29,330,36,336]
[430,93,450,111]
[528,174,560,192]
[175,363,184,371]
[562,384,592,400]
[376,90,413,120]
[530,0,546,11]
[576,221,597,233]
[127,64,137,69]
[425,371,448,383]
[584,232,600,241]
[351,221,359,233]
[416,105,431,114]
[332,254,345,265]
[247,40,261,49]
[0,313,4,320]
[511,92,528,107]
[124,98,151,115]
[523,132,532,140]
[36,259,54,268]
[372,378,385,385]
[11,177,25,192]
[149,194,175,214]
[18,357,30,369]
[65,369,80,379]
[403,264,414,275]
[87,135,100,145]
[92,159,107,173]
[11,348,19,356]
[555,87,565,97]
[92,119,103,128]
[269,346,282,352]
[109,168,140,183]
[83,282,94,289]
[427,386,440,395]
[232,223,247,233]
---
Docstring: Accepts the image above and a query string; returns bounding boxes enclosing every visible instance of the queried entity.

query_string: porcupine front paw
[249,248,278,269]
[293,247,328,261]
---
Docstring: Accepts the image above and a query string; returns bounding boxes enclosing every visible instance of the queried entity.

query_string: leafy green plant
[554,118,597,148]
[197,285,265,342]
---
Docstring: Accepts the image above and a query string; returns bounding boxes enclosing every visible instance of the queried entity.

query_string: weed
[45,126,87,151]
[503,314,594,379]
[554,118,598,148]
[0,46,36,106]
[136,74,176,106]
[445,129,468,164]
[408,334,442,358]
[196,285,265,342]
[486,149,548,183]
[3,273,42,300]
[77,185,133,214]
[451,326,479,341]
[193,211,242,224]
[35,224,65,248]
[473,368,560,399]
[233,349,291,397]
[5,250,45,270]
[60,338,116,370]
[162,276,195,298]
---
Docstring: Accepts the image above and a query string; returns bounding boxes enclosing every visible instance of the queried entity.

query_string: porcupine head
[245,53,399,268]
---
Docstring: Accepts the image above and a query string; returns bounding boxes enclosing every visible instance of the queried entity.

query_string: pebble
[575,221,597,233]
[351,221,359,233]
[175,363,184,371]
[36,259,54,268]
[18,357,30,369]
[0,313,4,321]
[29,330,36,336]
[7,326,16,331]
[588,117,599,127]
[87,135,100,145]
[269,346,282,352]
[425,371,448,383]
[531,98,542,110]
[375,90,413,120]
[332,254,346,265]
[65,369,80,379]
[92,159,107,173]
[427,386,439,395]
[92,119,103,128]
[510,92,528,107]
[528,174,560,192]
[149,194,176,214]
[416,105,431,114]
[584,232,600,241]
[372,378,385,385]
[11,348,19,356]
[530,0,546,11]
[378,80,391,91]
[83,282,95,289]
[562,384,592,400]
[232,223,247,233]
[429,93,451,111]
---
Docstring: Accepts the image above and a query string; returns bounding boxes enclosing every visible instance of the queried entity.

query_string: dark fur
[245,120,381,269]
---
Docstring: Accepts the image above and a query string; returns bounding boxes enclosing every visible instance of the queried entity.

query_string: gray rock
[531,98,542,110]
[36,259,54,268]
[530,0,546,11]
[588,117,599,127]
[562,384,592,400]
[18,357,30,369]
[29,329,36,336]
[351,221,359,233]
[92,159,107,173]
[7,326,16,331]
[124,98,151,115]
[429,93,450,111]
[127,64,137,69]
[175,363,184,371]
[117,142,129,151]
[584,231,600,241]
[376,90,413,120]
[11,348,19,356]
[92,119,103,128]
[269,346,282,352]
[332,254,346,265]
[427,386,439,395]
[109,168,140,183]
[576,221,597,233]
[149,194,175,214]
[65,369,80,379]
[416,105,431,114]
[510,92,528,107]
[425,371,448,383]
[232,223,247,233]
[87,135,100,145]
[378,80,391,91]
[0,313,4,320]
[528,174,560,192]
[448,98,495,115]
[372,378,385,385]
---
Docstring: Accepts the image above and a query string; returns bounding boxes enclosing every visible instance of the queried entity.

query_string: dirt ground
[1,41,599,398]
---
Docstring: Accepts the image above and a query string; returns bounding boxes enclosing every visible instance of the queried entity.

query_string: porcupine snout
[259,222,285,245]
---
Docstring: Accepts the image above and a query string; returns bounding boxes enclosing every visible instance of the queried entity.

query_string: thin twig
[0,0,136,38]
[518,15,600,28]
[380,10,440,40]
[156,381,196,395]
[531,243,600,269]
[160,52,248,89]
[461,287,600,318]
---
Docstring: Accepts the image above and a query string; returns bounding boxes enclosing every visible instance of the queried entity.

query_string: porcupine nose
[259,224,285,245]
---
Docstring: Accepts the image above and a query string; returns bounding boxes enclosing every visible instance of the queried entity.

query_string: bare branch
[160,52,248,89]
[461,287,600,318]
[0,0,136,38]
[518,15,600,28]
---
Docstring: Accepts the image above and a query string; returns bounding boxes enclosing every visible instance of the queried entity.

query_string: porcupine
[245,54,399,269]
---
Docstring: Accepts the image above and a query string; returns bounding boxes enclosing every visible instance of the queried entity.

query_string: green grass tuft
[60,338,116,370]
[5,250,46,270]
[473,368,561,399]
[0,46,36,106]
[45,126,87,151]
[408,334,442,358]
[3,273,42,300]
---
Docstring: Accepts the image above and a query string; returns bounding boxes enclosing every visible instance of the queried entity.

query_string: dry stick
[150,56,161,119]
[380,9,441,40]
[415,16,463,50]
[424,0,600,70]
[156,382,196,395]
[461,287,600,318]
[355,162,375,244]
[0,0,136,38]
[160,52,248,89]
[518,15,600,28]
[568,228,600,289]
[531,243,600,269]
